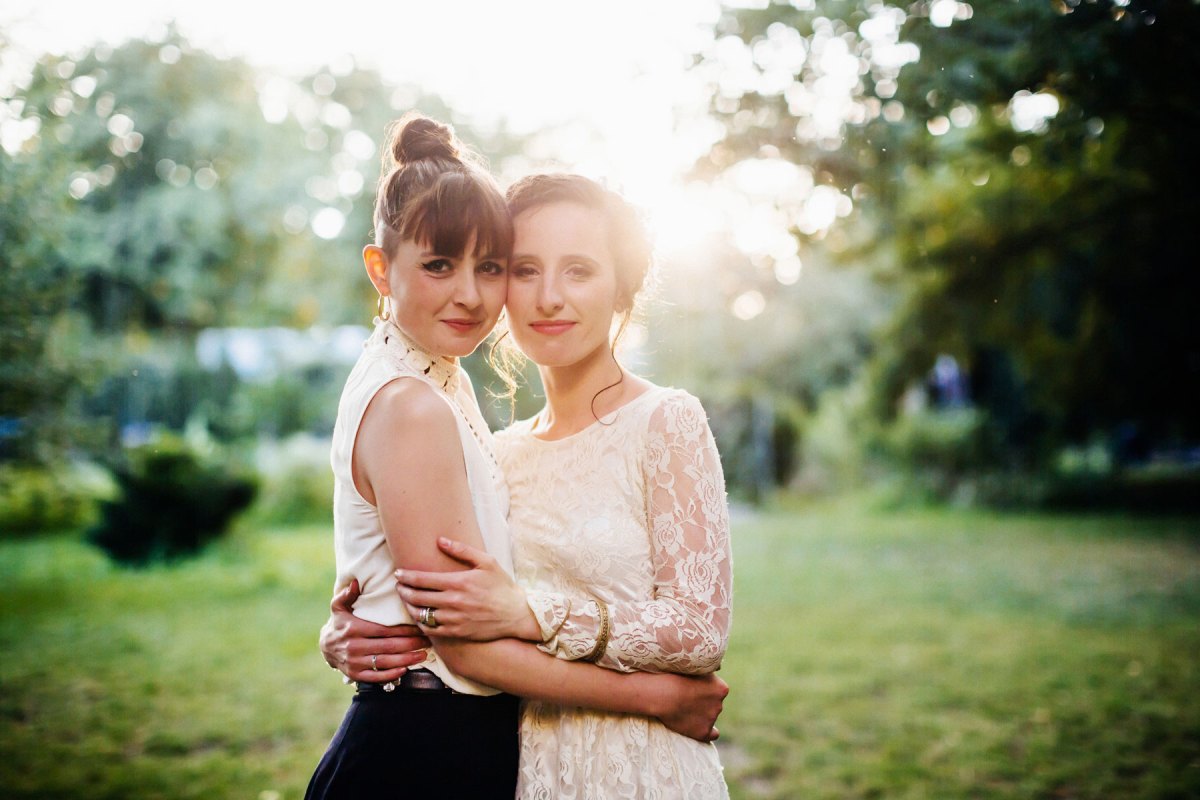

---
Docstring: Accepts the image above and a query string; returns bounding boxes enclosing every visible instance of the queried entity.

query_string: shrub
[251,462,333,524]
[794,384,876,493]
[0,462,106,535]
[1043,466,1200,514]
[245,434,333,524]
[870,408,999,506]
[883,408,992,474]
[88,437,258,565]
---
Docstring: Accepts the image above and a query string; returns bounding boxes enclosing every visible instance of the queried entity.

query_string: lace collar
[371,318,461,395]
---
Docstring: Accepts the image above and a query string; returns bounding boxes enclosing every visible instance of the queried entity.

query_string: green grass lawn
[1,505,1198,799]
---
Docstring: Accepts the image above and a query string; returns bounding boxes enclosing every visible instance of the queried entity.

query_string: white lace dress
[495,386,732,800]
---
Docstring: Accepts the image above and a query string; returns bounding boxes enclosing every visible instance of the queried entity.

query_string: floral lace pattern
[496,387,731,800]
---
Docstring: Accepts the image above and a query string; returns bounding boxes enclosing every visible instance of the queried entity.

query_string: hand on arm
[395,537,541,641]
[319,578,430,683]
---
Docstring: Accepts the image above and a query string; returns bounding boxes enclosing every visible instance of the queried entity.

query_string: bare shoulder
[362,377,458,444]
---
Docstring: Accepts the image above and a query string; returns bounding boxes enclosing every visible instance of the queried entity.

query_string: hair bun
[390,113,460,166]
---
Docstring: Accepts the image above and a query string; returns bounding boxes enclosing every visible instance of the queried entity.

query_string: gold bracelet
[585,597,611,663]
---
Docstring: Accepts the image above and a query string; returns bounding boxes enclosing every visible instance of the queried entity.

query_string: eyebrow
[419,251,508,260]
[562,254,602,266]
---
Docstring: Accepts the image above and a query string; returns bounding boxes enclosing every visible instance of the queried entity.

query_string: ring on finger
[371,654,380,671]
[420,606,439,629]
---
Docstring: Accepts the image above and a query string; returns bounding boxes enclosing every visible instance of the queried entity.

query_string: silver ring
[420,606,439,628]
[371,654,379,671]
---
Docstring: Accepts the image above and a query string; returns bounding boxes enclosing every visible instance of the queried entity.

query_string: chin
[516,342,584,369]
[510,337,550,365]
[442,338,486,358]
[436,323,496,357]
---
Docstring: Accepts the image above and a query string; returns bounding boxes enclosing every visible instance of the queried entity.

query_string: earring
[377,295,391,321]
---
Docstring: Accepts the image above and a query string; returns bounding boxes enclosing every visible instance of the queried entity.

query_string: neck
[536,341,628,438]
[386,318,455,363]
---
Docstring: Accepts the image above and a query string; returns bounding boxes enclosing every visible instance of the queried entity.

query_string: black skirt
[305,685,520,799]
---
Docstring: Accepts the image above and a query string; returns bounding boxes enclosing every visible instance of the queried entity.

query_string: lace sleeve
[528,392,733,673]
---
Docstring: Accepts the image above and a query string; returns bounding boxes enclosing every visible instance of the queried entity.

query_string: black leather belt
[357,669,451,694]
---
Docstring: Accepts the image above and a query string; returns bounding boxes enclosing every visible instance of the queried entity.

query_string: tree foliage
[1,30,525,465]
[0,117,81,462]
[701,0,1200,464]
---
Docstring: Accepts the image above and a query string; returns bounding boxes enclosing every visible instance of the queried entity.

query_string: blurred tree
[17,33,283,331]
[4,31,307,455]
[0,101,84,463]
[2,30,526,464]
[698,0,1200,466]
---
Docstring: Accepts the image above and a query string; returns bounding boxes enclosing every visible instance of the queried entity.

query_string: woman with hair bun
[323,168,732,798]
[305,116,726,800]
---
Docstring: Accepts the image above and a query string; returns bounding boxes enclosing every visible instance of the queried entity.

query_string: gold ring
[371,654,380,671]
[420,606,439,628]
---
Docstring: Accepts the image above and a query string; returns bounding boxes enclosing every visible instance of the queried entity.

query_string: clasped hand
[319,578,431,682]
[395,537,540,641]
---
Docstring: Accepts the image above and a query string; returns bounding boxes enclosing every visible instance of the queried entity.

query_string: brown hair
[373,113,512,260]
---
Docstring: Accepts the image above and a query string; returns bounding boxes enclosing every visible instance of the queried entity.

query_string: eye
[477,260,506,277]
[511,262,539,279]
[421,258,454,274]
[566,262,595,280]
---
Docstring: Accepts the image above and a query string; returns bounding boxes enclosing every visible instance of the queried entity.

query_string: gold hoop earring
[377,295,391,321]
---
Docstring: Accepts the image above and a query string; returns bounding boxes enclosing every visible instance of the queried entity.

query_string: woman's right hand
[651,672,730,743]
[320,579,432,683]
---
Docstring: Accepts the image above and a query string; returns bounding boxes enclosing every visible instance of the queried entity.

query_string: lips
[529,320,576,335]
[441,319,482,333]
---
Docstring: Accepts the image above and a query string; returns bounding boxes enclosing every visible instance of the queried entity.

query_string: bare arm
[319,581,727,740]
[353,379,726,739]
[436,637,727,741]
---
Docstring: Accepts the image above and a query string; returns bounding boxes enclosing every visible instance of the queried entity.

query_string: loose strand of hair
[486,327,526,425]
[590,312,633,426]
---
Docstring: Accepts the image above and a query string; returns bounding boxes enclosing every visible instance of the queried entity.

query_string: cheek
[481,280,507,315]
[583,282,622,320]
[504,282,536,319]
[386,269,416,306]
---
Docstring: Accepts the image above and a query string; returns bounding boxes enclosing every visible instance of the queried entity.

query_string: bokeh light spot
[311,207,346,240]
[731,289,767,320]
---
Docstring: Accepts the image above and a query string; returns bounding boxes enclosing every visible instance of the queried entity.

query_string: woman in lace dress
[391,174,733,798]
[308,119,726,799]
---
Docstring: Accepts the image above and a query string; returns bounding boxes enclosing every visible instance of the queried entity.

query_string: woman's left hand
[395,537,540,641]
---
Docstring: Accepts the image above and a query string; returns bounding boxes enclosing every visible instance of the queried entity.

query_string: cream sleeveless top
[329,318,513,695]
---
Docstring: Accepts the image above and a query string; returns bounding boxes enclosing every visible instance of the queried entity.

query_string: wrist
[636,672,673,718]
[513,590,542,641]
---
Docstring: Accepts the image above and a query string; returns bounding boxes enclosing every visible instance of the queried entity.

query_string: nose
[537,273,564,314]
[453,269,483,311]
